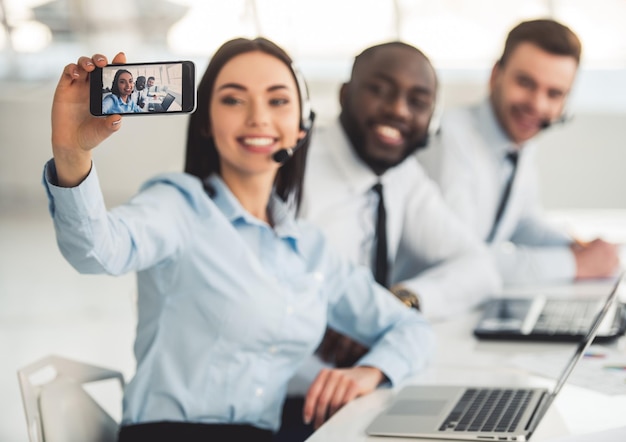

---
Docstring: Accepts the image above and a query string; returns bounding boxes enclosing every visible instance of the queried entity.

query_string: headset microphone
[272,111,316,164]
[272,63,315,165]
[540,113,570,131]
[272,146,297,164]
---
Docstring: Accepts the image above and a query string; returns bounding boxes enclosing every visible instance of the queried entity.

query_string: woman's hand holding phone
[89,60,195,116]
[51,52,126,187]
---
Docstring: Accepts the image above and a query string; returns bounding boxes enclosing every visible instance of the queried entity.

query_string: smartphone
[89,60,195,116]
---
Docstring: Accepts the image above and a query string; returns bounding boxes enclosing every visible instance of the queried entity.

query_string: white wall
[1,69,625,212]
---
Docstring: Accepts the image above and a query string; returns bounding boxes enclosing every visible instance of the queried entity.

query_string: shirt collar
[476,98,528,158]
[205,174,301,251]
[323,118,412,194]
[112,94,133,108]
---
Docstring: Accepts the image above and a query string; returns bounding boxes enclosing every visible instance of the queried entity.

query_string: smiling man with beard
[275,42,502,442]
[301,41,500,322]
[417,19,620,286]
[301,42,500,321]
[300,42,500,323]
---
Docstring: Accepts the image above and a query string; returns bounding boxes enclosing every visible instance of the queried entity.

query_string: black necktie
[487,151,519,242]
[372,183,388,287]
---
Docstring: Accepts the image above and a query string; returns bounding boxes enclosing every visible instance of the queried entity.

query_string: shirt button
[256,388,264,397]
[286,306,294,315]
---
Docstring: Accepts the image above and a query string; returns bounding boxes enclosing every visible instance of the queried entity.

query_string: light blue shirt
[102,93,142,114]
[42,160,434,431]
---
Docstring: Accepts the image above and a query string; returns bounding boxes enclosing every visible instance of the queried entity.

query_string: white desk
[306,280,626,442]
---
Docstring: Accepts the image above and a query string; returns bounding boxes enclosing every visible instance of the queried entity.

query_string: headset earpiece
[428,86,443,137]
[414,86,443,150]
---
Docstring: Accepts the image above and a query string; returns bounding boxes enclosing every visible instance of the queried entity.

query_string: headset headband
[291,63,314,131]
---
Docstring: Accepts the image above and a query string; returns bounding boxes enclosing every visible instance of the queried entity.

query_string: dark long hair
[185,37,311,212]
[111,69,133,97]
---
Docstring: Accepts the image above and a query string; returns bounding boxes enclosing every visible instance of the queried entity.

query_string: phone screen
[89,60,195,116]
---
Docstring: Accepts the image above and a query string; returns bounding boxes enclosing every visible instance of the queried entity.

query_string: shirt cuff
[42,159,105,222]
[357,324,434,387]
[492,242,577,285]
[357,351,412,387]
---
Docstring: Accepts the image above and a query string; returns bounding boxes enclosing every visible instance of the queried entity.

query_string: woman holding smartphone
[44,38,434,441]
[101,68,142,114]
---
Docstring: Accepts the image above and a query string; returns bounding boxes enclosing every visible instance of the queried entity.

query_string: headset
[293,64,315,132]
[540,103,574,130]
[428,86,443,137]
[415,85,443,150]
[272,63,316,164]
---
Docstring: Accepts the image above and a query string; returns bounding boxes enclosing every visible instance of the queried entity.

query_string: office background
[1,0,625,440]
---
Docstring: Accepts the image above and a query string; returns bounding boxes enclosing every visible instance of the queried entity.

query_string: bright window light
[1,0,626,79]
[168,1,254,56]
[167,0,395,59]
[0,25,6,51]
[10,20,51,53]
[164,0,626,69]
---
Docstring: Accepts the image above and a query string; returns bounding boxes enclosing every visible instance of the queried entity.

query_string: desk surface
[306,279,626,442]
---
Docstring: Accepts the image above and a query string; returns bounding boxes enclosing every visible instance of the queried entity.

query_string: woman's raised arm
[51,52,126,187]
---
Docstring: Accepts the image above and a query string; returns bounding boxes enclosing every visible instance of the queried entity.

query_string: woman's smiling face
[116,72,134,99]
[209,51,304,179]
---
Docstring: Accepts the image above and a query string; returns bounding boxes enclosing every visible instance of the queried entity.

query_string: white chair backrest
[17,355,125,442]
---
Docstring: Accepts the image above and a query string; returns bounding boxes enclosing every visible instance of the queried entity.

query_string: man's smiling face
[339,46,437,175]
[490,42,578,145]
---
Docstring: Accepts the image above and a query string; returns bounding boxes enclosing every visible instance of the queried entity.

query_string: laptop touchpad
[387,399,447,416]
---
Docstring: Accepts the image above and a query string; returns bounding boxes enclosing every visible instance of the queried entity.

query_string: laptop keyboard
[439,388,534,433]
[533,300,599,335]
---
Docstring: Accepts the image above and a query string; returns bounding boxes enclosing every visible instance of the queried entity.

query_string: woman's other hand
[303,366,385,430]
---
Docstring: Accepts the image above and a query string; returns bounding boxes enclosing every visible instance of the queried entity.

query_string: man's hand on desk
[317,328,369,368]
[303,365,384,430]
[571,238,621,280]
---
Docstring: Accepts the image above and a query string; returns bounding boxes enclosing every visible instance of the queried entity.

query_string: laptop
[148,93,176,112]
[473,289,626,343]
[366,274,623,441]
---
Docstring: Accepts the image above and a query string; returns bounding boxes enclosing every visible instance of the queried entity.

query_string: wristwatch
[390,285,421,311]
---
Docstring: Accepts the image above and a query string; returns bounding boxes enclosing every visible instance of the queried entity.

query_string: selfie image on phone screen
[90,61,195,116]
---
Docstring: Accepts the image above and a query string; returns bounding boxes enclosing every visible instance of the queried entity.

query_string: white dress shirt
[131,88,148,111]
[301,119,501,320]
[146,85,159,96]
[417,99,576,285]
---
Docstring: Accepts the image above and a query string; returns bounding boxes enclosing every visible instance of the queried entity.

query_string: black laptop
[147,93,176,112]
[474,285,626,343]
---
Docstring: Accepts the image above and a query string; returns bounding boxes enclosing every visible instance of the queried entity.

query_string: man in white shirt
[417,19,620,285]
[131,75,147,110]
[302,42,500,323]
[145,76,159,97]
[276,40,501,442]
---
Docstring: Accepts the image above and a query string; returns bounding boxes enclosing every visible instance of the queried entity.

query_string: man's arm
[392,166,502,321]
[491,236,620,285]
[493,161,619,283]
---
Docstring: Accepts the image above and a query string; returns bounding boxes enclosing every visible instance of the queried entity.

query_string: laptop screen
[530,273,624,429]
[161,93,176,111]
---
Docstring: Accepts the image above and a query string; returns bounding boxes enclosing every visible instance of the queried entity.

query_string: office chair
[17,355,125,442]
